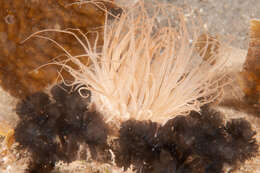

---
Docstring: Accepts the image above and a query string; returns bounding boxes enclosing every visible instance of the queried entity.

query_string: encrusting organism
[240,19,260,107]
[0,0,121,99]
[14,83,109,173]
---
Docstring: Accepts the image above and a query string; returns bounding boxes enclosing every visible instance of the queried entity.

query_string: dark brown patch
[114,106,258,173]
[14,83,109,173]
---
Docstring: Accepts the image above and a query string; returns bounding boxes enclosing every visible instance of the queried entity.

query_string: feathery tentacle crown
[24,1,229,123]
[57,1,228,123]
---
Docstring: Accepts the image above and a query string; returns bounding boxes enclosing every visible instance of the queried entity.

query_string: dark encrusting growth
[14,83,258,173]
[15,83,109,173]
[115,106,259,173]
